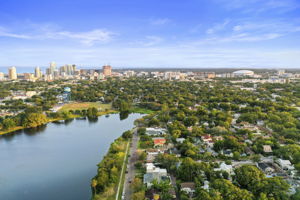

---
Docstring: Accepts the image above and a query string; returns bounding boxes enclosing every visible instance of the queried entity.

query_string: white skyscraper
[35,66,42,79]
[49,61,56,75]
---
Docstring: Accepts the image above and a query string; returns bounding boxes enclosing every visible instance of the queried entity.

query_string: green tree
[22,113,47,128]
[122,130,132,139]
[234,165,265,193]
[1,118,16,130]
[132,190,145,200]
[211,179,254,200]
[87,107,98,118]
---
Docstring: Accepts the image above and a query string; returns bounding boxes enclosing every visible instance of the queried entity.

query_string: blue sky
[0,0,300,68]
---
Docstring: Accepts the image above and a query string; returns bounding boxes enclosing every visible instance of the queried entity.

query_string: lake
[0,113,143,200]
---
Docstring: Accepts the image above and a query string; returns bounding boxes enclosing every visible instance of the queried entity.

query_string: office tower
[102,65,112,77]
[59,65,66,75]
[46,68,51,75]
[8,66,17,80]
[72,64,76,74]
[67,64,73,75]
[24,73,35,81]
[59,64,75,76]
[49,61,56,75]
[35,66,42,79]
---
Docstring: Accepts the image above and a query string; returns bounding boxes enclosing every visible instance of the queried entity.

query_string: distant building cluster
[0,64,300,83]
[0,63,115,81]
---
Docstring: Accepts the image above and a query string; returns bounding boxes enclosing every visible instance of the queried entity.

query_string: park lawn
[59,102,112,112]
[130,107,154,114]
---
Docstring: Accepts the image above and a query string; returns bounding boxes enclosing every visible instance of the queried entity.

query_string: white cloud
[0,26,114,46]
[195,32,283,45]
[206,19,230,34]
[0,26,33,39]
[215,0,299,13]
[201,18,300,44]
[134,36,164,46]
[150,18,171,25]
[2,46,300,68]
[56,29,114,46]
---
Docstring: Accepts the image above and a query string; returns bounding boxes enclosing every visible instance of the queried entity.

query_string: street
[122,128,139,200]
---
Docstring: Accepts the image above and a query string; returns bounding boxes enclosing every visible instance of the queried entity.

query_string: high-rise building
[59,64,76,76]
[49,61,56,75]
[8,66,17,80]
[35,66,42,79]
[102,65,112,77]
[24,73,35,81]
[72,64,76,74]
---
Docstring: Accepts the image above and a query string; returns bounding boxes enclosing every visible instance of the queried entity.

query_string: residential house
[277,159,294,171]
[202,134,213,143]
[201,134,214,148]
[152,137,166,147]
[143,163,169,188]
[257,162,275,175]
[181,182,196,196]
[214,162,233,174]
[213,136,223,141]
[222,149,233,157]
[263,145,273,153]
[202,181,210,190]
[146,128,167,136]
[176,138,186,143]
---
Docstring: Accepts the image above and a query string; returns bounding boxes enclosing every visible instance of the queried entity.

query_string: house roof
[258,162,275,171]
[181,182,196,190]
[278,159,292,165]
[153,137,166,145]
[202,135,212,139]
[263,145,273,153]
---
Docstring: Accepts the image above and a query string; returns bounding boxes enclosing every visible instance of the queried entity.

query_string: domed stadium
[233,70,254,77]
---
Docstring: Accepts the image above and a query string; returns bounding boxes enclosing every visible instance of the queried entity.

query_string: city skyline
[0,0,300,68]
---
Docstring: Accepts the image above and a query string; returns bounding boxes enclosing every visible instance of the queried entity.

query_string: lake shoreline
[0,110,117,136]
[0,113,144,200]
[0,107,152,136]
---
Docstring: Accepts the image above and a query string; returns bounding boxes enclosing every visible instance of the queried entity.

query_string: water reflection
[0,129,23,141]
[76,117,87,120]
[24,125,47,136]
[87,117,98,123]
[64,118,74,125]
[52,120,65,125]
[119,111,129,120]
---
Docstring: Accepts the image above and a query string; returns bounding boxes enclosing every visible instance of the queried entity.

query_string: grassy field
[59,102,112,112]
[130,107,155,114]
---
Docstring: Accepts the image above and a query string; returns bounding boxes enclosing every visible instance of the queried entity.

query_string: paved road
[116,141,130,200]
[122,128,139,200]
[170,175,179,200]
